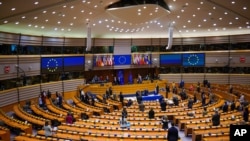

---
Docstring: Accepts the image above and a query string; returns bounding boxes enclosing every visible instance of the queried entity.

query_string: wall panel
[94,38,113,46]
[41,81,63,94]
[132,38,151,46]
[63,79,85,92]
[19,85,40,101]
[0,88,18,107]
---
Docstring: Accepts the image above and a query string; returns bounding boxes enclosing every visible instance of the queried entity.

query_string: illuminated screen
[182,53,205,67]
[113,55,131,65]
[94,54,114,67]
[160,54,182,66]
[132,53,151,65]
[64,56,85,71]
[41,57,63,73]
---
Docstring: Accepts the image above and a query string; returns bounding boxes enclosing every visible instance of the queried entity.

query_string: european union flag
[114,55,131,65]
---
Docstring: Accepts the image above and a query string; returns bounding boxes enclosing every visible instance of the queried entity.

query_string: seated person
[212,110,220,126]
[126,99,133,107]
[119,116,130,128]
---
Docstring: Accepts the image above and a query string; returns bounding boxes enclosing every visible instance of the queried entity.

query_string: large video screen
[94,54,114,67]
[41,57,63,73]
[132,53,151,65]
[160,54,182,66]
[113,55,131,65]
[182,53,205,67]
[64,56,85,71]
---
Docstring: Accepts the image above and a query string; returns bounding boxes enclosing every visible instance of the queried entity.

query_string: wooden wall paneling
[94,38,113,46]
[205,74,229,84]
[41,81,63,94]
[64,38,86,46]
[205,51,229,67]
[63,79,84,92]
[182,73,205,83]
[172,38,182,45]
[159,38,167,46]
[0,55,18,80]
[182,37,205,45]
[151,53,159,67]
[230,34,250,43]
[0,88,18,107]
[18,55,41,77]
[229,74,250,84]
[229,51,250,67]
[18,85,40,101]
[205,36,229,44]
[114,39,131,47]
[42,37,64,46]
[132,38,151,46]
[159,74,181,84]
[20,35,42,46]
[151,38,160,46]
[0,32,20,44]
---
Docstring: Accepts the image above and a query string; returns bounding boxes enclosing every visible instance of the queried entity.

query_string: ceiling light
[235,17,239,20]
[92,24,96,26]
[82,0,86,3]
[11,8,16,11]
[213,23,216,26]
[193,30,196,32]
[229,22,233,24]
[52,11,56,14]
[70,6,74,9]
[138,13,141,15]
[203,19,207,22]
[243,7,247,10]
[28,24,32,27]
[41,26,45,29]
[54,28,58,31]
[138,9,141,12]
[57,21,61,24]
[81,10,84,13]
[22,16,26,19]
[188,20,191,23]
[15,22,19,24]
[70,23,73,26]
[149,13,153,16]
[213,7,216,9]
[185,3,189,6]
[177,15,180,18]
[87,1,90,4]
[200,2,203,4]
[223,27,226,30]
[172,21,175,24]
[208,12,212,15]
[247,26,250,29]
[208,29,210,31]
[238,27,242,29]
[198,24,201,27]
[45,19,48,22]
[246,22,249,24]
[219,17,222,20]
[224,12,228,15]
[98,20,102,24]
[4,21,8,24]
[34,17,38,19]
[43,11,47,13]
[63,5,67,8]
[215,28,218,31]
[186,30,189,32]
[143,6,146,9]
[73,17,76,19]
[179,30,182,33]
[61,28,64,31]
[231,1,235,4]
[35,25,38,28]
[34,2,39,5]
[181,9,184,12]
[68,29,71,31]
[197,7,200,10]
[89,12,92,15]
[94,5,98,8]
[193,14,196,17]
[0,2,2,5]
[183,25,186,28]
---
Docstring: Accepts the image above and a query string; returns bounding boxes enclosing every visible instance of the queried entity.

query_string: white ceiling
[0,0,249,38]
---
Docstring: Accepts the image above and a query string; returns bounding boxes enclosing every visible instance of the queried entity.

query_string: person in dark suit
[230,100,236,111]
[243,107,249,122]
[148,108,155,119]
[139,102,145,112]
[167,122,179,141]
[160,100,167,111]
[119,92,124,105]
[222,102,228,112]
[212,110,220,126]
[187,98,194,109]
[161,115,169,130]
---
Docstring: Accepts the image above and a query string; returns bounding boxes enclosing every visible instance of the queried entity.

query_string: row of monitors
[41,53,205,73]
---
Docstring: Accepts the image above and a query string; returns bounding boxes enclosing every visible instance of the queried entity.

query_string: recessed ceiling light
[15,22,19,24]
[52,11,56,14]
[213,7,216,10]
[200,1,203,4]
[149,13,153,16]
[34,17,38,19]
[98,20,102,24]
[28,24,32,27]
[82,0,86,3]
[143,6,147,9]
[22,16,26,19]
[11,8,16,11]
[185,3,189,6]
[224,12,228,15]
[94,5,98,8]
[197,7,200,10]
[177,15,180,18]
[203,19,207,22]
[231,1,235,4]
[213,23,216,26]
[229,22,233,24]
[215,28,218,31]
[172,21,175,24]
[89,12,92,15]
[179,30,182,33]
[61,28,64,31]
[138,9,141,12]
[34,2,39,5]
[93,23,96,26]
[87,1,90,4]
[54,28,58,31]
[57,21,61,24]
[181,9,184,12]
[219,17,222,20]
[193,14,196,17]
[208,12,212,15]
[81,10,84,13]
[208,29,210,31]
[138,13,141,15]
[185,30,189,32]
[71,6,74,9]
[238,27,242,29]
[183,25,186,28]
[246,22,249,24]
[68,29,71,31]
[70,23,73,26]
[43,11,47,13]
[188,20,191,23]
[0,2,2,5]
[41,26,45,29]
[198,24,201,27]
[63,5,67,8]
[243,7,247,10]
[193,30,196,32]
[45,19,48,22]
[235,17,239,20]
[73,17,76,19]
[247,26,250,29]
[223,27,226,30]
[4,21,8,24]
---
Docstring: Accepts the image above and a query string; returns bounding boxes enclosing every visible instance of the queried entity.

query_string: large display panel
[132,53,151,65]
[182,53,205,67]
[160,54,182,66]
[94,54,114,67]
[41,57,63,73]
[63,56,85,71]
[113,55,131,65]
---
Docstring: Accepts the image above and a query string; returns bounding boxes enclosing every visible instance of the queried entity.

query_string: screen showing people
[132,53,151,65]
[94,54,114,67]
